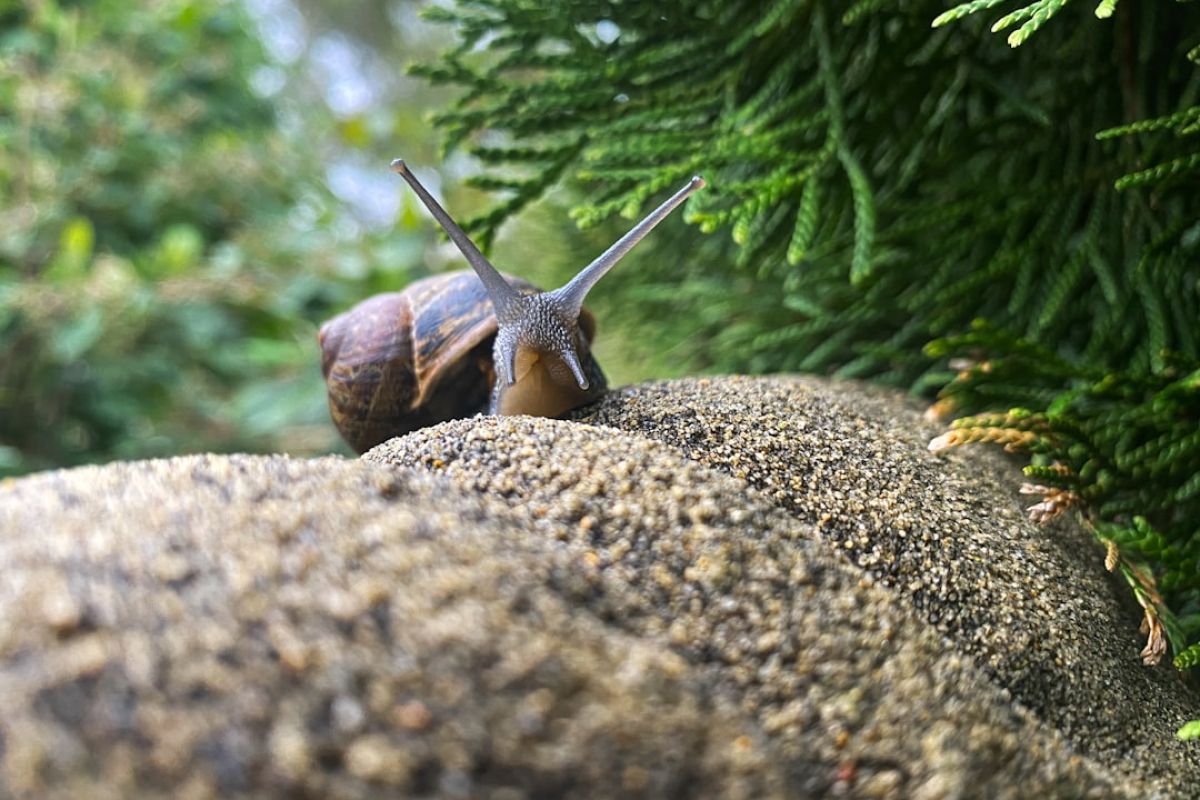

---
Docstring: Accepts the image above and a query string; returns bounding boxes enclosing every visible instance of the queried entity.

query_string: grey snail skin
[319,159,704,453]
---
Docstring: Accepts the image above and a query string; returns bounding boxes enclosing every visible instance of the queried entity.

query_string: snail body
[319,160,703,453]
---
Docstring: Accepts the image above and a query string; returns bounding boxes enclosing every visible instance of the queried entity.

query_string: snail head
[391,159,704,413]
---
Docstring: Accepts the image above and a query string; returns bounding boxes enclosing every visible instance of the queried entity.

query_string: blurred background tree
[0,0,675,478]
[0,0,449,473]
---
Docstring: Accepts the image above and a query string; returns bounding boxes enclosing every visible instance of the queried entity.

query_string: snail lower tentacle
[490,337,607,418]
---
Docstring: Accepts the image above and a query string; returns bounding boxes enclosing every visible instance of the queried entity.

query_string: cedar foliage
[413,1,1200,686]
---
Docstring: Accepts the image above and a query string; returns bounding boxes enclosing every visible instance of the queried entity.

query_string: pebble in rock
[0,454,784,799]
[368,415,1128,799]
[572,375,1200,793]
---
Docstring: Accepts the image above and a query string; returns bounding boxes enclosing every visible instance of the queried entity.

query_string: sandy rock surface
[0,455,782,799]
[573,376,1200,788]
[368,417,1126,798]
[1,375,1196,799]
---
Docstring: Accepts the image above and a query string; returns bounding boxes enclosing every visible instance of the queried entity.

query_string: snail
[319,159,705,453]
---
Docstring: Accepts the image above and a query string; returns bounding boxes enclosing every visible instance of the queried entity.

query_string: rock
[1,375,1196,798]
[0,455,784,799]
[572,376,1200,792]
[367,416,1128,798]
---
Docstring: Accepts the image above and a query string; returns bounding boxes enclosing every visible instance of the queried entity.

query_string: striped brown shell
[318,270,596,453]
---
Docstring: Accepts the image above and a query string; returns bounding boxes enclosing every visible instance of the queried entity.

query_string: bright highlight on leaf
[1177,719,1200,741]
[935,0,1077,47]
[1175,642,1200,670]
[932,0,1011,28]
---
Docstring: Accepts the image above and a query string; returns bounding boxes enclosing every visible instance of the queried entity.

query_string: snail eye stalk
[549,176,705,319]
[391,159,521,321]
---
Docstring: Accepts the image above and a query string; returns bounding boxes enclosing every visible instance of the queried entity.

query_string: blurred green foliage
[0,0,429,474]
